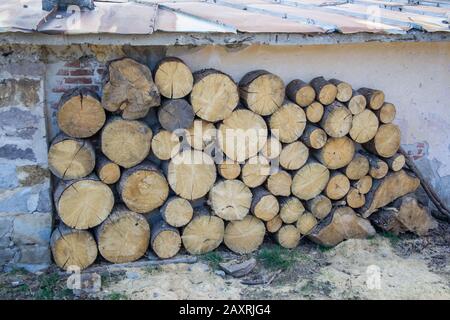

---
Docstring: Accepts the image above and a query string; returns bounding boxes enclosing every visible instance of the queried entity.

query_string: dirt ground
[1,222,449,300]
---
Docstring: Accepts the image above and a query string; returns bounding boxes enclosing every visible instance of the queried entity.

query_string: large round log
[241,155,271,188]
[151,129,180,161]
[251,187,279,221]
[96,154,121,185]
[346,90,367,115]
[239,70,285,116]
[101,118,153,168]
[300,124,327,150]
[118,162,169,213]
[276,225,301,249]
[102,58,160,120]
[181,207,225,255]
[279,196,305,224]
[296,212,318,235]
[329,79,352,103]
[279,141,309,171]
[218,109,268,162]
[208,179,252,221]
[260,136,282,160]
[266,170,292,197]
[217,160,241,180]
[266,215,283,233]
[325,172,350,200]
[48,134,95,180]
[154,57,193,99]
[96,205,150,263]
[286,79,315,107]
[269,100,306,143]
[357,87,385,110]
[190,69,239,122]
[158,99,195,132]
[150,214,181,259]
[224,215,266,254]
[292,160,330,200]
[310,76,337,105]
[57,88,105,138]
[306,195,332,220]
[343,153,370,180]
[160,196,193,227]
[54,174,114,229]
[314,137,355,170]
[349,109,379,143]
[305,101,324,123]
[319,101,352,138]
[375,102,396,124]
[363,124,401,158]
[50,224,98,271]
[185,119,216,151]
[167,149,217,200]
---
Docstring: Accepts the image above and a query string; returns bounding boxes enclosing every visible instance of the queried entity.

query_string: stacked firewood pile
[49,57,429,271]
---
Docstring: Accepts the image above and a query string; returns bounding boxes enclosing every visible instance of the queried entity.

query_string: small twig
[265,269,282,286]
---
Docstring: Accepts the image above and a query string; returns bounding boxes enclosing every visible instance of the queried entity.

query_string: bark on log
[251,187,280,221]
[266,215,283,233]
[346,188,366,209]
[57,88,105,138]
[50,224,98,271]
[286,79,316,107]
[363,124,401,158]
[217,160,241,180]
[101,117,153,168]
[296,212,318,235]
[208,179,252,221]
[300,124,327,150]
[349,109,379,143]
[266,170,292,197]
[118,161,169,213]
[96,154,121,185]
[276,225,301,249]
[149,213,181,259]
[279,196,305,224]
[305,101,324,123]
[319,101,352,138]
[357,149,389,179]
[279,141,309,171]
[190,69,239,122]
[375,102,396,124]
[224,216,266,254]
[269,100,307,143]
[306,195,332,220]
[95,205,150,263]
[239,70,285,116]
[385,153,405,172]
[241,155,271,188]
[185,119,216,151]
[346,90,367,115]
[314,136,355,169]
[102,58,160,120]
[325,172,350,200]
[357,87,385,110]
[260,136,282,160]
[329,79,352,103]
[48,134,95,180]
[292,160,330,200]
[160,196,193,228]
[158,99,195,132]
[154,57,193,99]
[310,77,337,105]
[151,129,181,161]
[54,174,114,229]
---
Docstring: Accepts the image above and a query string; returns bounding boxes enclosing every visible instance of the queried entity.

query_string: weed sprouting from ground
[107,292,128,300]
[381,231,401,245]
[257,246,299,271]
[201,251,223,269]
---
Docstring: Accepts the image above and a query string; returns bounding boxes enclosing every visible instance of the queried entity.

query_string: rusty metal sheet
[0,0,52,32]
[161,2,326,33]
[38,1,157,34]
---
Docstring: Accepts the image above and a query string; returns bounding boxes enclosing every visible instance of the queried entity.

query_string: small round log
[154,57,193,99]
[276,225,301,249]
[151,129,181,161]
[241,155,271,188]
[375,102,396,124]
[357,87,385,110]
[329,79,352,102]
[286,79,315,107]
[296,212,318,235]
[150,214,181,259]
[349,109,379,143]
[314,136,355,170]
[346,188,366,209]
[266,170,292,197]
[310,76,337,105]
[266,215,283,233]
[160,196,193,228]
[224,215,266,254]
[353,175,373,195]
[279,196,305,224]
[347,90,367,115]
[363,124,401,158]
[343,153,370,180]
[251,187,280,221]
[217,160,241,180]
[96,154,121,185]
[185,119,216,151]
[306,195,332,220]
[292,160,330,200]
[158,99,195,132]
[269,100,306,143]
[359,149,389,179]
[260,136,282,160]
[325,172,350,200]
[208,179,252,221]
[305,101,324,123]
[386,153,405,172]
[279,141,309,171]
[319,101,353,138]
[300,124,327,150]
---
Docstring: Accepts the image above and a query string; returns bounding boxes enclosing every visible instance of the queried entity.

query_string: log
[266,170,292,197]
[357,87,385,110]
[329,79,352,103]
[346,90,367,115]
[241,155,271,188]
[149,213,181,259]
[306,195,332,220]
[185,119,216,151]
[158,99,195,132]
[57,88,105,138]
[286,79,316,107]
[360,170,420,218]
[349,109,379,143]
[363,124,401,158]
[102,58,160,120]
[96,154,121,185]
[167,149,217,200]
[251,187,280,221]
[218,109,268,162]
[96,205,150,263]
[346,188,366,209]
[310,76,337,105]
[239,70,285,116]
[325,172,350,200]
[50,224,98,271]
[385,153,405,172]
[154,57,193,99]
[118,161,169,213]
[308,206,375,247]
[269,100,306,143]
[375,102,396,124]
[224,215,266,254]
[314,136,355,170]
[266,215,283,233]
[343,153,370,180]
[181,206,225,255]
[276,225,301,249]
[292,160,330,200]
[352,175,373,195]
[358,149,389,179]
[151,129,180,161]
[190,69,239,122]
[279,141,309,171]
[208,179,252,221]
[260,136,282,160]
[296,212,318,235]
[217,160,241,180]
[300,124,327,150]
[54,174,114,229]
[48,134,95,180]
[279,196,305,224]
[305,101,324,123]
[319,101,352,138]
[101,117,153,168]
[160,196,193,228]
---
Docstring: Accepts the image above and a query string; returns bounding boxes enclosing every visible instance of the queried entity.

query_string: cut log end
[315,136,355,170]
[158,99,195,132]
[266,215,283,233]
[154,57,193,99]
[266,170,292,197]
[296,212,318,235]
[241,156,271,188]
[151,130,181,161]
[279,197,305,224]
[325,172,350,200]
[292,161,330,200]
[161,196,193,227]
[320,101,353,138]
[376,102,396,124]
[224,216,266,254]
[217,161,241,180]
[269,101,306,143]
[286,79,315,107]
[208,179,252,221]
[306,195,332,220]
[346,188,366,209]
[276,225,301,249]
[311,77,337,105]
[261,136,282,160]
[349,109,379,143]
[305,101,324,123]
[251,188,279,221]
[279,141,309,171]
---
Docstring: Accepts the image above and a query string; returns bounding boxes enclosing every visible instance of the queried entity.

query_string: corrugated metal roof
[0,0,449,36]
